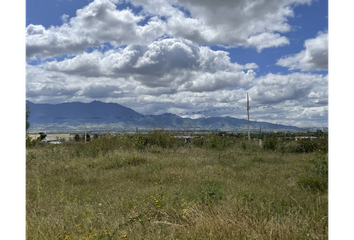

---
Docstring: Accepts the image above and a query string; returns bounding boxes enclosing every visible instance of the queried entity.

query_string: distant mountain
[26,100,142,125]
[26,101,301,132]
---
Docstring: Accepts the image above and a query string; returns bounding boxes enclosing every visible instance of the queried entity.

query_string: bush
[204,134,219,150]
[74,134,81,141]
[204,134,232,151]
[241,141,247,151]
[26,135,40,148]
[85,134,91,142]
[191,137,205,147]
[132,135,148,152]
[297,138,316,153]
[38,132,47,140]
[313,154,328,177]
[263,136,278,151]
[146,130,177,148]
[315,160,329,177]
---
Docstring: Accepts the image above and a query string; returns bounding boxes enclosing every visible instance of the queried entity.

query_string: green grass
[26,134,328,239]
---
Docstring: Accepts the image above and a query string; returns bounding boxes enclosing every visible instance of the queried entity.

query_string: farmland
[26,131,328,239]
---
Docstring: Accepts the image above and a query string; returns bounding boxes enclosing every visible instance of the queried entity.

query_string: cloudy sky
[25,0,328,127]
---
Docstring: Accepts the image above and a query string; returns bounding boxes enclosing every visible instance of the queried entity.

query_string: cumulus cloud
[248,72,328,105]
[26,0,315,60]
[45,38,258,91]
[178,70,256,92]
[276,31,328,71]
[27,61,327,127]
[81,84,124,99]
[129,0,311,50]
[26,0,165,59]
[61,14,70,23]
[246,32,290,52]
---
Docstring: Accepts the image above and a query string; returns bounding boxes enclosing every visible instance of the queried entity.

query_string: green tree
[74,134,81,141]
[38,132,47,141]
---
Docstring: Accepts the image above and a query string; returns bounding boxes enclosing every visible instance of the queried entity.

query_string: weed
[124,155,147,166]
[197,179,225,204]
[251,156,265,163]
[26,131,328,239]
[297,174,327,192]
[232,162,247,171]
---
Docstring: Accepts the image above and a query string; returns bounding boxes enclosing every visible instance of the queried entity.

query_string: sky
[25,0,328,128]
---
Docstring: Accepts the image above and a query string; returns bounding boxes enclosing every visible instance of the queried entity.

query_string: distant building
[295,136,317,141]
[173,135,201,143]
[41,136,62,144]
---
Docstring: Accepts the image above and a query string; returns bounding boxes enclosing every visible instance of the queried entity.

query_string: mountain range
[26,100,301,133]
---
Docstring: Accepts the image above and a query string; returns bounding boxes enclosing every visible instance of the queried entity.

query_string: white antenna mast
[247,92,250,141]
[222,118,224,132]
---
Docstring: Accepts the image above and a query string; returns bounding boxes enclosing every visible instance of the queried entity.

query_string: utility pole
[247,92,250,141]
[222,118,224,132]
[84,123,87,143]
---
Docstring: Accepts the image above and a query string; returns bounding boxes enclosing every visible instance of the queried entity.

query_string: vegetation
[26,130,328,239]
[38,132,47,141]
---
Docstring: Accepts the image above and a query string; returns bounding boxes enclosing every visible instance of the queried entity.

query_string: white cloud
[276,31,328,71]
[27,0,315,59]
[246,32,290,52]
[61,14,70,23]
[248,72,328,105]
[129,0,311,50]
[26,0,165,59]
[45,38,258,91]
[27,61,328,126]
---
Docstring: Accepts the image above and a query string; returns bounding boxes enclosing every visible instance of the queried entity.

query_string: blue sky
[25,0,328,127]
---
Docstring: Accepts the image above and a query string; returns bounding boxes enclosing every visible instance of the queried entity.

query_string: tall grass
[26,132,328,239]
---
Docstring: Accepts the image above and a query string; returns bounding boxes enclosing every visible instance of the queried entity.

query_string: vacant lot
[26,132,328,239]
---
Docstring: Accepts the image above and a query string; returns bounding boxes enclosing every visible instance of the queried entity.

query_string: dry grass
[26,135,328,239]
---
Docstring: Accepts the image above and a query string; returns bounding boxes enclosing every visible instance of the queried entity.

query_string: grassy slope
[26,136,328,240]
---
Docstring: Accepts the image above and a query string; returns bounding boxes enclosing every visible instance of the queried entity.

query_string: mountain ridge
[26,100,301,132]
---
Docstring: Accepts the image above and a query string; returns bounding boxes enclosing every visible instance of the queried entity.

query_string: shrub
[74,134,81,141]
[204,134,219,150]
[132,135,148,152]
[263,136,278,151]
[26,135,40,148]
[241,141,247,151]
[313,154,328,177]
[191,137,205,147]
[38,132,47,140]
[204,134,232,151]
[315,160,329,177]
[85,134,91,142]
[297,138,316,153]
[315,136,328,153]
[147,130,176,148]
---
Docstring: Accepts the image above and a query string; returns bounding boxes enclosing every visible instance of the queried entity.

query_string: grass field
[26,132,328,239]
